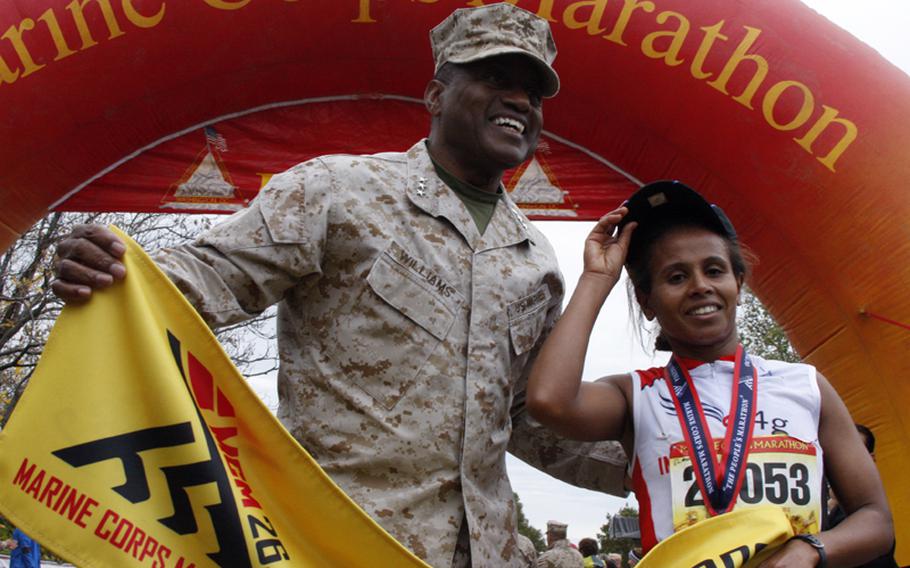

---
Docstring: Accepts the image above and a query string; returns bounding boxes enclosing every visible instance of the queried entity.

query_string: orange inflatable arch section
[1,0,908,560]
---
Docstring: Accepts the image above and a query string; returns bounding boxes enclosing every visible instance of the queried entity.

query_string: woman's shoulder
[593,372,636,397]
[595,372,636,386]
[595,368,663,394]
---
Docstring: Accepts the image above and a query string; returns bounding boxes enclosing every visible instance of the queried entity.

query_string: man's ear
[424,80,445,116]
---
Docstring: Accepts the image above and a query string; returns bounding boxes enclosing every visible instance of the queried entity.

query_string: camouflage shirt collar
[406,140,532,250]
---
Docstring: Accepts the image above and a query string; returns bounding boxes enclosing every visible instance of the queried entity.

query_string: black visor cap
[619,180,736,238]
[618,180,737,266]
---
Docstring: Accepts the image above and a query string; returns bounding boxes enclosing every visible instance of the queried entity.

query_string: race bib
[669,435,821,535]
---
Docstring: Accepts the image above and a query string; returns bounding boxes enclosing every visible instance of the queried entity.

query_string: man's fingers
[50,279,93,304]
[56,234,127,280]
[52,224,129,303]
[56,257,125,288]
[69,224,126,258]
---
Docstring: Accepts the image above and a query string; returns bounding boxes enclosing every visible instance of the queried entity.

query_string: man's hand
[1,538,18,550]
[52,224,127,304]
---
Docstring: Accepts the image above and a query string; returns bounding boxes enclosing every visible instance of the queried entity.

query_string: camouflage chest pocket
[508,284,552,356]
[326,243,461,410]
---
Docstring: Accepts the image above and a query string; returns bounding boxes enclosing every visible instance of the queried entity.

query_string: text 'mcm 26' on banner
[0,227,429,567]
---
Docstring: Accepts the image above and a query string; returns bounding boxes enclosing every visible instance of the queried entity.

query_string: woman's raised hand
[582,207,636,285]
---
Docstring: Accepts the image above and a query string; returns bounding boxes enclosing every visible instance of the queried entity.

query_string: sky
[251,0,910,547]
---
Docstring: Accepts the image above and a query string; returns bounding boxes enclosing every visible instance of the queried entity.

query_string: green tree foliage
[0,516,11,543]
[597,504,639,566]
[737,287,800,363]
[514,492,546,552]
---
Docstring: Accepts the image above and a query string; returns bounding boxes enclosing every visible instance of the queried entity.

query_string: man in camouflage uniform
[537,521,584,568]
[53,4,627,567]
[518,533,539,567]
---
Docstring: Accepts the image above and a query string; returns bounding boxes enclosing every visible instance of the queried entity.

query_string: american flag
[204,126,228,153]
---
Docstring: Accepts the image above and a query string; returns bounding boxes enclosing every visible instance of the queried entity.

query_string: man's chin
[479,133,534,162]
[490,148,534,171]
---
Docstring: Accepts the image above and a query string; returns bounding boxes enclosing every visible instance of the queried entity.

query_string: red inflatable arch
[1,0,908,558]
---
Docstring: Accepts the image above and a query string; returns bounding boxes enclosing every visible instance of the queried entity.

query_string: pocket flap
[367,254,457,341]
[508,285,553,356]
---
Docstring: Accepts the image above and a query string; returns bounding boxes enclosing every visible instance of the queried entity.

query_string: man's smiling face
[429,53,544,181]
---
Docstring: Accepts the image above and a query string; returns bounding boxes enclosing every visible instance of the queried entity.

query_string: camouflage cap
[430,3,560,97]
[547,520,568,533]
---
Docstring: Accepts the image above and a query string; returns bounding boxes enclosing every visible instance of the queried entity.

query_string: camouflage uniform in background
[537,539,585,568]
[154,141,626,566]
[518,534,539,567]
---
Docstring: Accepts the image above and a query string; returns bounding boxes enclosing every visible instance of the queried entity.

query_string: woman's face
[639,226,742,359]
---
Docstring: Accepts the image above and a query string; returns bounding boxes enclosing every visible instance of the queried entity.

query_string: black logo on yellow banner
[691,542,769,567]
[52,421,249,567]
[10,331,288,567]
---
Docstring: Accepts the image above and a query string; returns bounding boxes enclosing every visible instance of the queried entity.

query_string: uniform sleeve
[507,289,629,497]
[152,159,334,328]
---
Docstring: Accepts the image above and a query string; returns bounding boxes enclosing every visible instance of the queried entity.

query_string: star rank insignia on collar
[510,207,528,230]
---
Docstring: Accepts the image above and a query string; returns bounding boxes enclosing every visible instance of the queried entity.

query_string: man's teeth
[690,305,720,315]
[493,117,524,134]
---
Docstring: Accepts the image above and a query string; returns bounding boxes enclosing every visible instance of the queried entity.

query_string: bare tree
[0,212,278,426]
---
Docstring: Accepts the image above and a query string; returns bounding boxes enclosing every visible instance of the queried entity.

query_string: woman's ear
[736,276,745,305]
[636,290,656,321]
[424,80,445,116]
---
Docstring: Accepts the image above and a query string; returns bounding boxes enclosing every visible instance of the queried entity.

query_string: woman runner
[526,180,893,567]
